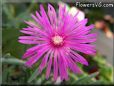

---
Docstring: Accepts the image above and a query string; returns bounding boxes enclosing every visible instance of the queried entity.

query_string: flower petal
[70,50,88,66]
[48,4,57,27]
[25,46,50,67]
[46,51,53,79]
[53,50,59,81]
[66,18,88,33]
[58,51,68,81]
[22,44,46,58]
[18,40,38,44]
[38,50,52,74]
[40,4,50,25]
[66,56,82,74]
[69,43,96,55]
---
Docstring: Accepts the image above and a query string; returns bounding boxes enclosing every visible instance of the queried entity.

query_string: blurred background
[1,0,114,85]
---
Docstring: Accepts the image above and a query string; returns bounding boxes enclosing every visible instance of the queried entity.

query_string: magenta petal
[58,56,63,81]
[60,50,68,67]
[84,33,97,39]
[23,27,48,37]
[74,24,94,35]
[35,11,44,26]
[69,38,97,44]
[24,21,38,28]
[20,30,34,35]
[22,50,35,59]
[26,43,48,52]
[39,4,54,35]
[69,43,96,55]
[25,46,50,67]
[46,51,53,79]
[18,40,38,44]
[70,51,88,66]
[19,36,47,42]
[79,24,95,35]
[71,18,88,31]
[53,50,58,81]
[58,3,66,19]
[48,4,57,26]
[25,54,37,67]
[58,52,68,81]
[60,54,68,80]
[19,36,35,40]
[74,33,97,40]
[38,50,51,74]
[22,44,45,59]
[31,13,42,26]
[65,19,88,36]
[66,56,82,74]
[40,4,50,25]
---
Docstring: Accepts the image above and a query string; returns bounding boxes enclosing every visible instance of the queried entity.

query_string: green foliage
[27,68,39,83]
[72,72,99,85]
[93,54,113,84]
[2,28,26,58]
[2,54,25,65]
[2,53,113,85]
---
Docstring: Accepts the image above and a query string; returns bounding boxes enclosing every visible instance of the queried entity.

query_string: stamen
[52,36,63,45]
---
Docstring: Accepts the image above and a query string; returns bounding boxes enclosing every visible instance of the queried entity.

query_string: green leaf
[1,57,25,65]
[35,78,42,85]
[92,80,103,84]
[2,66,15,83]
[69,72,78,80]
[3,4,14,20]
[99,65,113,83]
[73,72,99,84]
[93,54,106,65]
[2,67,10,83]
[2,28,27,58]
[27,68,39,83]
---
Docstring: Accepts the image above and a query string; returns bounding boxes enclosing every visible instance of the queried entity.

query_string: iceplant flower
[18,4,96,81]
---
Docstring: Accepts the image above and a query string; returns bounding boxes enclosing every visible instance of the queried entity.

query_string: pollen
[52,36,63,45]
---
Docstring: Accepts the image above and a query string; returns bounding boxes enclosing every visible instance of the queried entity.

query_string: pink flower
[18,4,96,81]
